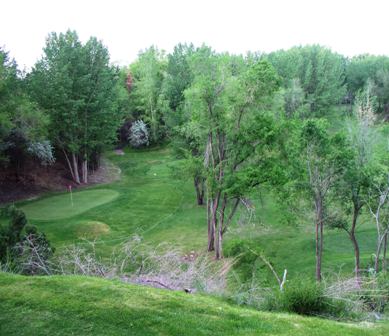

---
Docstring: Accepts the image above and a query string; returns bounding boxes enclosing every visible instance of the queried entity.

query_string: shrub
[27,140,55,165]
[129,120,149,148]
[280,279,328,315]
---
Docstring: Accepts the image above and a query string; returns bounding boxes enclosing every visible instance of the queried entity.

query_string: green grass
[14,147,205,255]
[21,189,119,220]
[1,272,388,336]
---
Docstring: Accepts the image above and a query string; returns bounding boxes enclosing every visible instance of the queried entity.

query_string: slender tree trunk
[383,232,388,272]
[374,229,389,273]
[349,205,361,278]
[71,153,81,184]
[375,244,382,274]
[63,149,75,181]
[194,176,204,205]
[82,159,88,184]
[207,197,215,251]
[216,193,227,260]
[209,191,221,253]
[315,197,323,282]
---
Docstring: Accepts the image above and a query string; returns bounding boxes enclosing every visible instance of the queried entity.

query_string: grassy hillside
[13,146,380,282]
[1,272,388,336]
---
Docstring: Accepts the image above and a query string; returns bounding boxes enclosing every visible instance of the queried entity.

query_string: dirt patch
[114,149,125,155]
[88,158,121,185]
[0,162,70,204]
[0,157,121,204]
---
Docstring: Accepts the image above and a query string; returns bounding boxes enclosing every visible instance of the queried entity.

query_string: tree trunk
[315,197,323,282]
[215,194,227,260]
[216,225,223,260]
[374,229,389,274]
[63,149,75,181]
[349,205,361,278]
[194,176,204,205]
[208,191,221,253]
[383,232,388,272]
[82,159,88,184]
[71,153,81,184]
[207,197,215,251]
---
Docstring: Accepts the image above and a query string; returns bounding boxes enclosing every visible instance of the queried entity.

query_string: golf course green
[21,189,119,221]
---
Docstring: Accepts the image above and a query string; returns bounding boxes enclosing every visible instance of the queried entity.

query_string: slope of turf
[1,272,387,336]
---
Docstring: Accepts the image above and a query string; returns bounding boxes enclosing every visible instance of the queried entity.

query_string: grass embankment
[1,272,387,336]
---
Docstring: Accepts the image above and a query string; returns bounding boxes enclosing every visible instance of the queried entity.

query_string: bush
[27,140,55,165]
[224,239,259,281]
[280,279,328,315]
[129,120,149,148]
[260,279,353,318]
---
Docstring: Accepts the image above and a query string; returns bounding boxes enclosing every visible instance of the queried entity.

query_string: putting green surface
[21,189,119,221]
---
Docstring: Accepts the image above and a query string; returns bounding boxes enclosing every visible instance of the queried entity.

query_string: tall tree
[335,84,379,278]
[296,120,348,281]
[28,30,123,183]
[185,49,280,258]
[129,46,166,143]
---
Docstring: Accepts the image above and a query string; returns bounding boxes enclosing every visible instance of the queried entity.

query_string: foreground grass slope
[1,273,388,336]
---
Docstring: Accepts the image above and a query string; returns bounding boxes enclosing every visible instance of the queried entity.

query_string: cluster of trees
[126,43,389,281]
[0,48,52,179]
[1,30,128,184]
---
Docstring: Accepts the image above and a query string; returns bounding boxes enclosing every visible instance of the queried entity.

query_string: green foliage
[267,45,346,117]
[164,43,195,115]
[0,48,49,168]
[28,30,124,161]
[128,46,167,143]
[283,78,308,118]
[260,279,354,319]
[280,280,328,315]
[0,206,28,262]
[0,206,26,262]
[346,55,389,113]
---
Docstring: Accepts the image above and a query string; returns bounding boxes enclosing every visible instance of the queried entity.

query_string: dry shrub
[52,236,232,295]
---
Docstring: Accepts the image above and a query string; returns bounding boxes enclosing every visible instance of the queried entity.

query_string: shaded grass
[1,272,388,336]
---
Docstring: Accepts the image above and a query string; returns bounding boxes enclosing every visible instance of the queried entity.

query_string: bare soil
[0,156,120,204]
